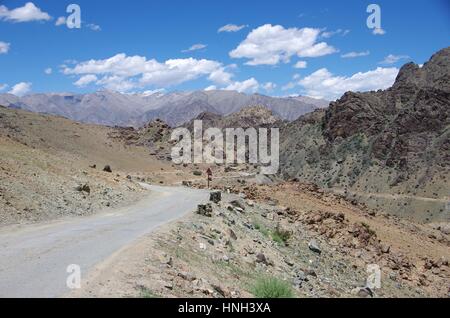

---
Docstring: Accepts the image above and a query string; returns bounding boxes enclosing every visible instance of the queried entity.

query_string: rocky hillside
[0,105,172,226]
[183,105,283,130]
[279,47,450,222]
[74,180,450,298]
[0,90,327,127]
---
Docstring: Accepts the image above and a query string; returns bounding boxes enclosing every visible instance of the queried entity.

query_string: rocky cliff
[279,47,450,222]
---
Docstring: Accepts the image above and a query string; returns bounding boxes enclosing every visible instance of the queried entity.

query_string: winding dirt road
[0,184,208,298]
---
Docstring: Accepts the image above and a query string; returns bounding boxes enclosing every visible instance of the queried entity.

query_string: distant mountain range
[0,90,329,127]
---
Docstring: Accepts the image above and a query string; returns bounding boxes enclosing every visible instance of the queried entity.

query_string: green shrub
[271,225,291,245]
[138,287,159,298]
[254,223,269,237]
[251,276,295,298]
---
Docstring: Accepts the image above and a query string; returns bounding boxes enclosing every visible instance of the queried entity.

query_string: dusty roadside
[70,181,450,298]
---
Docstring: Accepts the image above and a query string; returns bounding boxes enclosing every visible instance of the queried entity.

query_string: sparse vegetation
[253,222,269,237]
[251,276,295,298]
[138,287,159,298]
[271,225,291,245]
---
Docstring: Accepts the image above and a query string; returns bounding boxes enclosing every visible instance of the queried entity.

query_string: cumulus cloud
[9,82,32,96]
[74,74,98,87]
[55,16,66,26]
[44,68,52,75]
[225,78,259,93]
[0,2,51,23]
[298,67,399,100]
[62,53,236,92]
[0,41,10,54]
[341,51,370,58]
[262,82,276,92]
[182,43,207,53]
[218,24,248,33]
[294,61,307,69]
[379,54,410,65]
[208,67,234,85]
[229,24,336,65]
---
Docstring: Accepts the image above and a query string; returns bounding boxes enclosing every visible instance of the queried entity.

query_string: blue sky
[0,0,449,100]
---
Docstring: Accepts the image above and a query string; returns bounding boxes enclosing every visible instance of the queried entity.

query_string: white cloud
[341,51,370,58]
[141,89,165,96]
[0,2,51,23]
[86,23,101,31]
[182,43,207,53]
[225,78,259,93]
[74,74,98,87]
[0,41,10,54]
[229,24,336,65]
[294,61,307,69]
[0,84,8,91]
[55,16,66,26]
[379,54,410,65]
[292,74,301,80]
[44,68,52,75]
[207,67,233,85]
[262,82,276,92]
[299,67,399,100]
[373,28,386,35]
[204,85,217,91]
[62,53,236,92]
[218,24,248,33]
[96,75,136,91]
[321,29,350,38]
[139,58,229,87]
[9,82,32,96]
[281,82,296,91]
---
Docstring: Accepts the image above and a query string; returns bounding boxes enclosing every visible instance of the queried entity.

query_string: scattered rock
[182,180,192,187]
[160,254,173,266]
[211,284,227,297]
[228,229,237,240]
[75,184,91,194]
[284,258,294,267]
[351,286,373,298]
[230,200,245,210]
[103,165,112,173]
[256,253,268,265]
[381,244,391,254]
[308,239,322,254]
[178,271,195,282]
